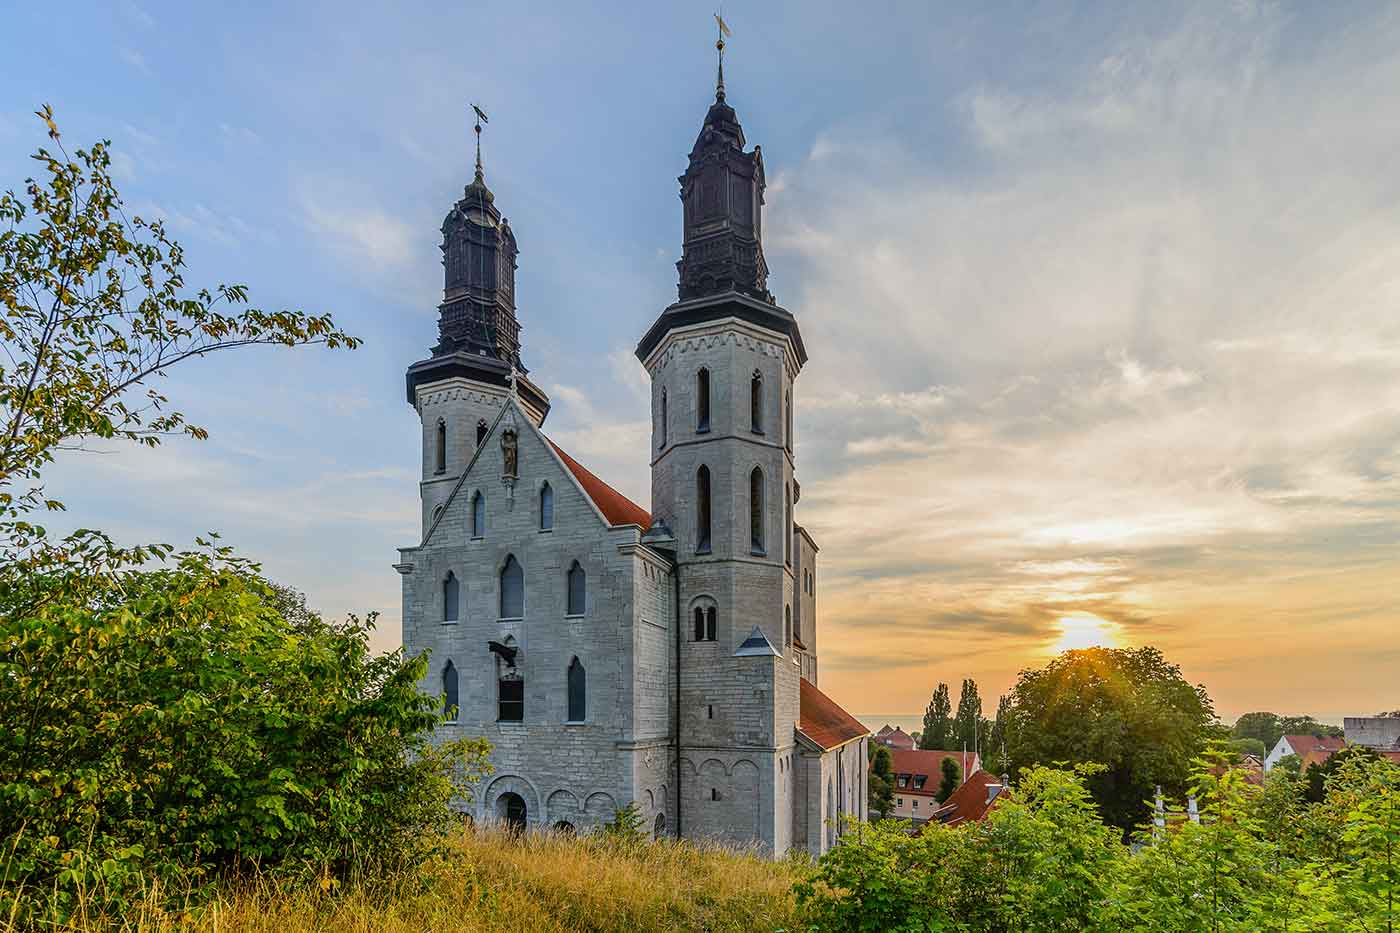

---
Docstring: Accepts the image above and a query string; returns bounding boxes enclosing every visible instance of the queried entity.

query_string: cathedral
[395,55,868,856]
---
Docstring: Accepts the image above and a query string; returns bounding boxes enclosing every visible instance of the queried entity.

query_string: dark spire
[432,103,521,366]
[675,23,771,304]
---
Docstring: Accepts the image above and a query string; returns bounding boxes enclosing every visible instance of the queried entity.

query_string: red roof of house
[1283,735,1345,756]
[547,440,652,530]
[798,679,869,750]
[886,749,981,795]
[933,769,1006,826]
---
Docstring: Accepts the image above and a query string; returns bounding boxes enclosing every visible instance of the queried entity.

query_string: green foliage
[1004,646,1220,833]
[1231,711,1284,750]
[953,677,982,754]
[599,802,648,847]
[938,756,961,803]
[796,766,1122,932]
[1279,715,1344,739]
[0,554,491,921]
[920,682,952,750]
[1274,753,1302,777]
[800,754,1400,933]
[1229,737,1267,758]
[869,746,894,817]
[0,107,358,568]
[1304,744,1382,804]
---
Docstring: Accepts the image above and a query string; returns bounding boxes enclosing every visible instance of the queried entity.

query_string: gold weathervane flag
[714,13,731,37]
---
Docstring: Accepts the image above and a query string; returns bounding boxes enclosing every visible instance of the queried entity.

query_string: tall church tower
[405,133,551,533]
[635,51,810,852]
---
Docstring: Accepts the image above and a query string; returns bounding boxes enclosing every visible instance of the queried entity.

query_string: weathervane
[714,13,731,100]
[471,102,489,181]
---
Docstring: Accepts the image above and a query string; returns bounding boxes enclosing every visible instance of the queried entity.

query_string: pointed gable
[798,679,869,751]
[546,439,652,530]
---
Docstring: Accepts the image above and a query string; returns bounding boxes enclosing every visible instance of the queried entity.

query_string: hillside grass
[8,826,807,933]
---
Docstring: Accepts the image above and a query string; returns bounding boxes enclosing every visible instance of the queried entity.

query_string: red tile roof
[886,749,981,795]
[935,769,1006,826]
[1283,735,1345,756]
[547,440,652,530]
[798,679,869,750]
[875,727,916,750]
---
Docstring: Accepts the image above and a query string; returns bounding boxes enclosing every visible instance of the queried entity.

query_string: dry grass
[9,826,807,933]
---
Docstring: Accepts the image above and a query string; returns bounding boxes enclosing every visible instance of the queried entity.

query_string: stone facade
[397,65,867,856]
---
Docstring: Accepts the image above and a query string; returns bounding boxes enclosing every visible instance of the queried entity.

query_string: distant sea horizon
[857,714,924,737]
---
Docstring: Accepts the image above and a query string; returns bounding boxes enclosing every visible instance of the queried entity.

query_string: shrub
[0,548,490,922]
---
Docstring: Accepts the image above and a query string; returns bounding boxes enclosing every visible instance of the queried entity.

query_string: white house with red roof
[883,748,981,823]
[394,52,867,856]
[875,725,917,751]
[1264,734,1346,772]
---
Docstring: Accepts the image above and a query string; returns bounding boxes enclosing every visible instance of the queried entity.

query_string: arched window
[785,389,793,451]
[750,370,763,433]
[696,465,712,552]
[500,791,527,828]
[442,660,459,721]
[566,561,586,616]
[434,420,447,473]
[476,419,488,446]
[696,368,711,432]
[539,482,554,531]
[659,388,668,448]
[443,571,460,622]
[750,467,765,554]
[785,605,792,648]
[794,595,802,642]
[692,603,717,642]
[653,813,666,838]
[472,491,485,538]
[784,484,792,566]
[567,657,586,722]
[500,554,524,618]
[554,820,575,835]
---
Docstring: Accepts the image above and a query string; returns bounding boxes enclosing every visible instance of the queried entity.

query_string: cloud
[119,48,150,74]
[299,191,415,271]
[772,4,1400,715]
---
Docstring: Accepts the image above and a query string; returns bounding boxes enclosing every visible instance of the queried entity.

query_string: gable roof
[886,749,982,794]
[933,769,1006,826]
[1283,734,1346,756]
[798,679,869,751]
[546,439,652,530]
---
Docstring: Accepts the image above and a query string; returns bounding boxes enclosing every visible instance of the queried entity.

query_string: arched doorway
[553,820,575,835]
[498,792,527,830]
[653,813,666,839]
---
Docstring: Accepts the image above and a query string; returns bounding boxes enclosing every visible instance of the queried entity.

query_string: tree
[1274,753,1303,777]
[920,682,952,750]
[869,746,894,817]
[1003,646,1220,833]
[0,107,359,569]
[1278,715,1344,739]
[989,693,1012,772]
[1233,711,1285,750]
[1231,737,1268,759]
[938,756,961,802]
[954,677,982,755]
[1305,745,1382,804]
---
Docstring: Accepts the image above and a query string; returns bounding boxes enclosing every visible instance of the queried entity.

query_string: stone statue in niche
[501,427,518,479]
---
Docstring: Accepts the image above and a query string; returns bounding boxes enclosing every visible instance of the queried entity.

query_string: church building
[395,54,868,856]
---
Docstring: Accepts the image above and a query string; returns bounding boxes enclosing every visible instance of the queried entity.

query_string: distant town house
[882,749,981,823]
[874,725,916,751]
[1264,734,1345,772]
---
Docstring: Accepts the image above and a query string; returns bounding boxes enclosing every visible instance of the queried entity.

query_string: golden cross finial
[471,103,489,180]
[714,13,731,100]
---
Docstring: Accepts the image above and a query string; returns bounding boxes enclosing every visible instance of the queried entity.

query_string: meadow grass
[5,825,807,933]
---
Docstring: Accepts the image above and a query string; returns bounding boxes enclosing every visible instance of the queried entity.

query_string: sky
[4,1,1398,725]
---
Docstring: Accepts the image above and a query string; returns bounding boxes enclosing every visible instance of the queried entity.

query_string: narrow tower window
[443,571,460,622]
[472,491,485,538]
[539,482,554,531]
[706,607,716,641]
[785,605,793,649]
[567,657,586,722]
[476,419,488,447]
[659,388,668,448]
[750,467,765,554]
[566,561,586,616]
[695,465,712,553]
[696,368,711,432]
[500,554,524,618]
[694,607,706,641]
[435,420,447,473]
[784,484,792,566]
[785,389,793,451]
[442,660,459,722]
[750,370,763,433]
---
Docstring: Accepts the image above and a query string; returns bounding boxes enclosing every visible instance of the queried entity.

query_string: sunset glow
[1050,615,1123,654]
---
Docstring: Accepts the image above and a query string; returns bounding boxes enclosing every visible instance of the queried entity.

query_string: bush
[0,548,490,922]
